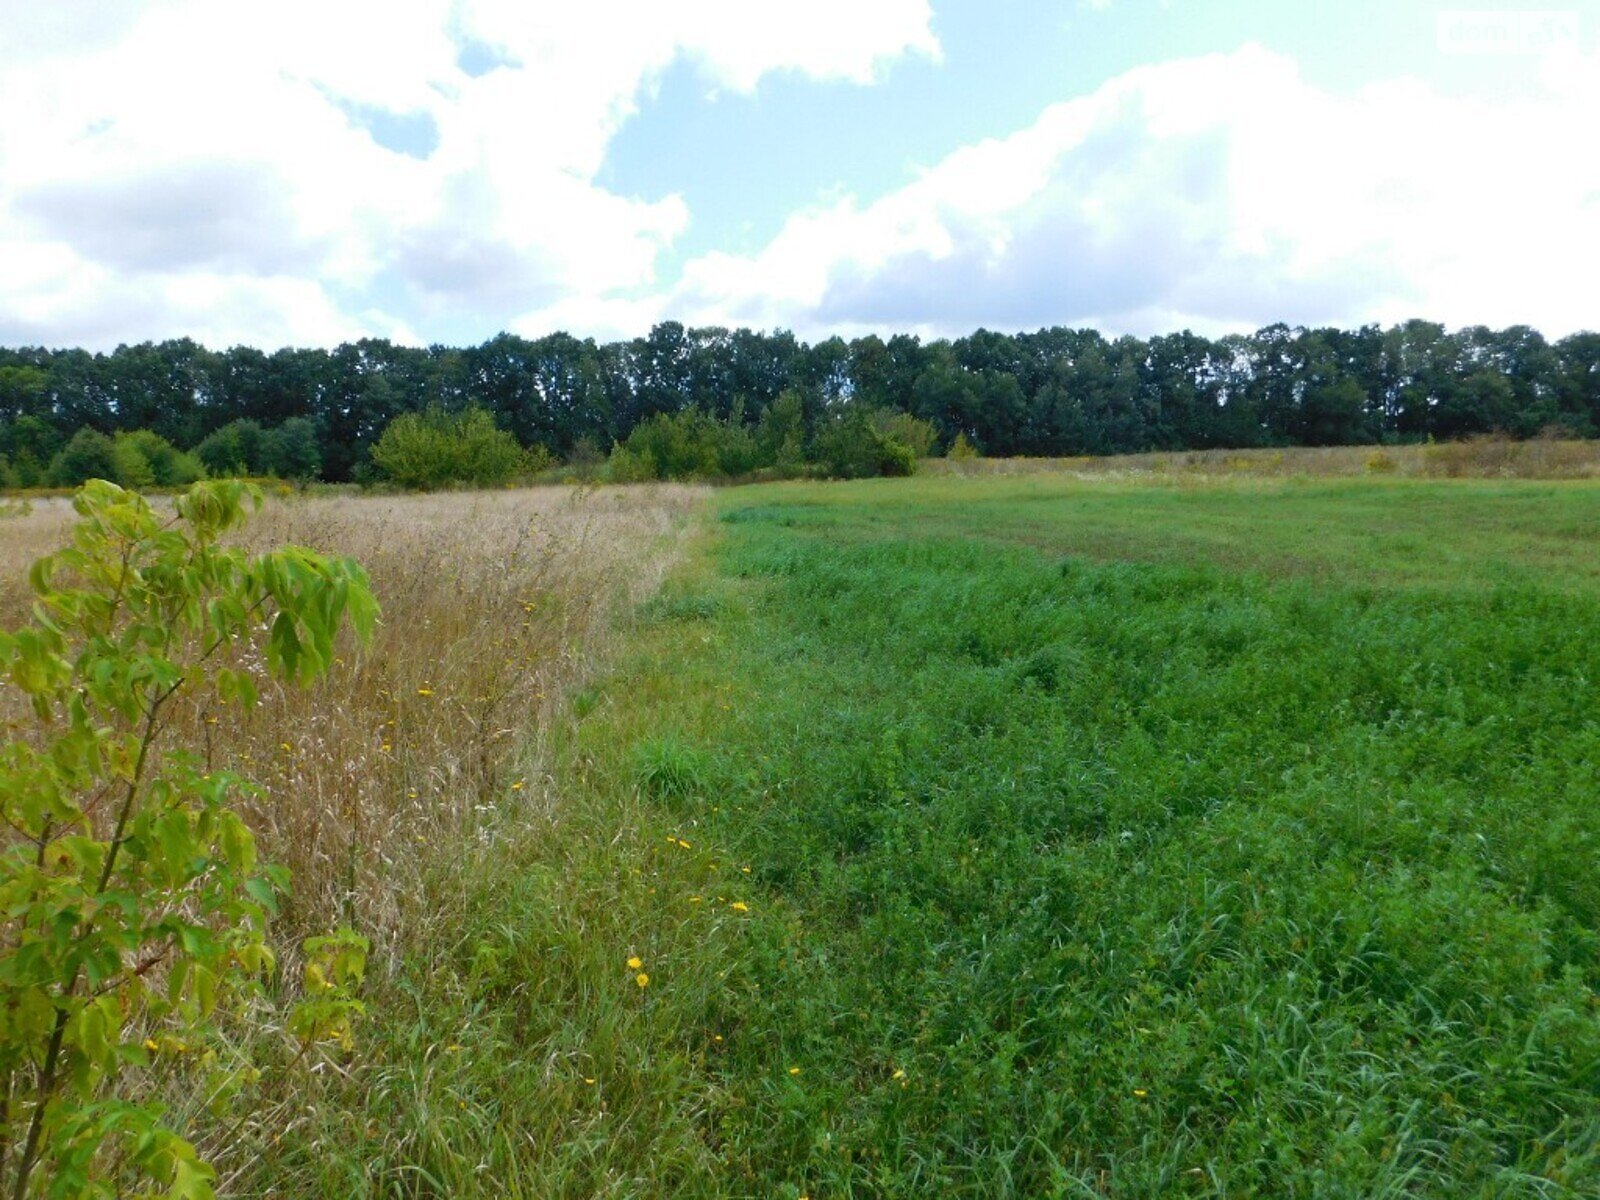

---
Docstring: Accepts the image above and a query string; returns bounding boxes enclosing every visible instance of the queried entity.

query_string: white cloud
[7,11,1594,353]
[0,0,938,349]
[622,43,1600,341]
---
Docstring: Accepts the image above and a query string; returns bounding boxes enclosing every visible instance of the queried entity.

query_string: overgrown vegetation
[0,481,705,1196]
[5,468,1599,1195]
[0,481,375,1196]
[368,406,528,488]
[114,471,1589,1198]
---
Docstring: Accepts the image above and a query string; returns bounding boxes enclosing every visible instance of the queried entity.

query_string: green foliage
[0,480,377,1196]
[522,442,558,477]
[603,445,658,484]
[812,408,918,478]
[870,409,939,458]
[370,407,524,489]
[193,420,269,478]
[48,428,119,488]
[191,419,318,481]
[272,418,323,481]
[0,418,62,489]
[946,431,980,460]
[617,409,761,480]
[756,390,808,469]
[114,431,205,489]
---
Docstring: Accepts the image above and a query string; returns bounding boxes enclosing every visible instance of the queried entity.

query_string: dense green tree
[812,408,917,479]
[49,427,119,486]
[4,318,1600,487]
[370,406,524,489]
[272,416,323,479]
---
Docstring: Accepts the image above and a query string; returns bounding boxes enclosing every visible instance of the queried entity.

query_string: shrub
[523,443,558,476]
[0,480,376,1197]
[947,432,980,461]
[48,427,119,487]
[194,419,275,478]
[115,430,205,488]
[605,445,658,483]
[872,410,939,459]
[370,407,524,489]
[812,409,918,479]
[619,409,760,479]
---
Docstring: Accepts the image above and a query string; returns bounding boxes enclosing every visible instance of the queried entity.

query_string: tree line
[2,320,1598,485]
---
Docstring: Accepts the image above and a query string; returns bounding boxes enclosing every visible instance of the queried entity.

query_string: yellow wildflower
[627,956,643,970]
[730,901,749,913]
[635,972,650,988]
[417,687,435,696]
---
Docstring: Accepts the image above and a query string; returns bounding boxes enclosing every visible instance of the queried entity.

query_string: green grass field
[255,475,1600,1198]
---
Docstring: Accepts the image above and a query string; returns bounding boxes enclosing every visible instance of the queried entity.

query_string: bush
[115,430,205,488]
[370,407,525,489]
[947,432,980,461]
[619,409,760,479]
[812,409,918,479]
[194,419,270,477]
[524,443,558,476]
[49,427,119,487]
[605,445,658,484]
[872,409,939,458]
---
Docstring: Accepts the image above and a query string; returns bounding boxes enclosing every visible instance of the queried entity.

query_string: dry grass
[0,483,708,960]
[924,435,1600,481]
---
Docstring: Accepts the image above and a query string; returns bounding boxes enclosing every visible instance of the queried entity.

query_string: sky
[1,0,1597,351]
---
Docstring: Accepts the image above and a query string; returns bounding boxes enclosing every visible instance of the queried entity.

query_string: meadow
[4,469,1599,1196]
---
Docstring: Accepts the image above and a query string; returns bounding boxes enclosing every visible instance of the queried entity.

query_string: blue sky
[0,0,1596,349]
[604,0,1581,279]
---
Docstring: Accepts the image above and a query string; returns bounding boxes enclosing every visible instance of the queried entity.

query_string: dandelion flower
[731,901,749,912]
[627,956,643,970]
[635,972,650,988]
[788,1066,801,1076]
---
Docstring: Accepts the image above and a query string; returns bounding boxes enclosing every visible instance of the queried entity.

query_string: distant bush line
[3,320,1598,487]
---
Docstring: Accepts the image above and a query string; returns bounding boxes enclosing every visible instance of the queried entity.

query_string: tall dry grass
[0,484,707,960]
[924,435,1600,480]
